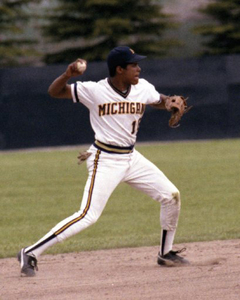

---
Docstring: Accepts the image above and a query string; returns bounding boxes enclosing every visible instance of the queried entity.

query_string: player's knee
[172,190,181,204]
[89,214,99,225]
[85,211,101,226]
[160,189,180,206]
[171,191,181,216]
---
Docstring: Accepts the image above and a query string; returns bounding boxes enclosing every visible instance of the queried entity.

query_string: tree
[42,0,179,64]
[193,0,240,55]
[0,0,40,66]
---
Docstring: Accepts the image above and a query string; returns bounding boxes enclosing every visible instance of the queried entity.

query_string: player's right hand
[65,59,87,77]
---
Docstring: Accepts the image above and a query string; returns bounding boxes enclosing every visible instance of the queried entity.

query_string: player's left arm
[150,94,169,110]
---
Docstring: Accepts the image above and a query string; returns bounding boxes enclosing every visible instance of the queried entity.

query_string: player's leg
[124,150,188,265]
[18,150,126,276]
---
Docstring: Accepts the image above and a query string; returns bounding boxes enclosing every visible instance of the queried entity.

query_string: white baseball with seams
[77,61,86,72]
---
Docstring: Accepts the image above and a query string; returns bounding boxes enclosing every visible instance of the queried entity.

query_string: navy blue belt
[93,140,134,154]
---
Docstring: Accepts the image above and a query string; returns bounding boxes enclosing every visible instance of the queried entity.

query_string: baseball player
[18,46,189,277]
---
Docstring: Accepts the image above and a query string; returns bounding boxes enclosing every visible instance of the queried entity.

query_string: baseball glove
[165,95,192,128]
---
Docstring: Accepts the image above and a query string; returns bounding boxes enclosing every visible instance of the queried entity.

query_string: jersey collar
[107,78,131,98]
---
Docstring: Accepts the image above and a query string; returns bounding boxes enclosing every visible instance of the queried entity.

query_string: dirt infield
[1,239,240,300]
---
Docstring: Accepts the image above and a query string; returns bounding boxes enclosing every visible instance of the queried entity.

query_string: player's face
[122,63,141,85]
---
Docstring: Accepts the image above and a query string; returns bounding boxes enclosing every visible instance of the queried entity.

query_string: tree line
[1,0,240,67]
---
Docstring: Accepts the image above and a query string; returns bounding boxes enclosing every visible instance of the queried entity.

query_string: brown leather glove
[165,96,192,128]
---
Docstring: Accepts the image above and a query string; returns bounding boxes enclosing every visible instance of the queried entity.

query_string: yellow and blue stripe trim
[94,140,134,154]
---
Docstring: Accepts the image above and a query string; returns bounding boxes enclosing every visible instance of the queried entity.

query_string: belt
[93,140,134,154]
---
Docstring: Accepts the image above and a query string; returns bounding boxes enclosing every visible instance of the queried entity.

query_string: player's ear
[116,66,124,74]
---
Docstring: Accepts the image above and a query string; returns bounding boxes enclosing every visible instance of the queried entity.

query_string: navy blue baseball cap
[107,46,146,70]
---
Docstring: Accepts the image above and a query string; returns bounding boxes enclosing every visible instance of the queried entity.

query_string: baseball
[76,61,87,73]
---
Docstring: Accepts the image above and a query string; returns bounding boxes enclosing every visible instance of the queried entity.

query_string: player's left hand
[165,95,192,128]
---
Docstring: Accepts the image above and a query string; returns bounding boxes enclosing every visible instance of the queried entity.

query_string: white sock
[160,229,176,256]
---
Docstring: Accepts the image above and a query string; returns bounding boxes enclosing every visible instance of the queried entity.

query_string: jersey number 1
[131,118,142,135]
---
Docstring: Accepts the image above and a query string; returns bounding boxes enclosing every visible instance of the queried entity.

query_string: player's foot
[157,248,189,266]
[17,248,38,277]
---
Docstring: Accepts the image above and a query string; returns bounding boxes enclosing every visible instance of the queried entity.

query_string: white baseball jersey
[71,78,161,147]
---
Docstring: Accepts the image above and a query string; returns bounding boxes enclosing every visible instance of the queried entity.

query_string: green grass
[0,139,239,258]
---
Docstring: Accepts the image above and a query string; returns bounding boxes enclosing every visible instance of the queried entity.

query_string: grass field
[0,139,239,258]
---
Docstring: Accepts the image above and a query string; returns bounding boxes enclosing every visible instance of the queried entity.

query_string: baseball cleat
[17,248,38,277]
[157,248,189,266]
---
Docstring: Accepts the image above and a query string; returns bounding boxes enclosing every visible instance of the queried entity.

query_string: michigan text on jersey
[98,102,145,116]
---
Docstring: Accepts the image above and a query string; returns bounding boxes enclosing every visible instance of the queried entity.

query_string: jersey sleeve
[141,79,161,105]
[71,81,97,109]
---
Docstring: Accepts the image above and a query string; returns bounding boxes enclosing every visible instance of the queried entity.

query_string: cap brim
[126,54,147,63]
